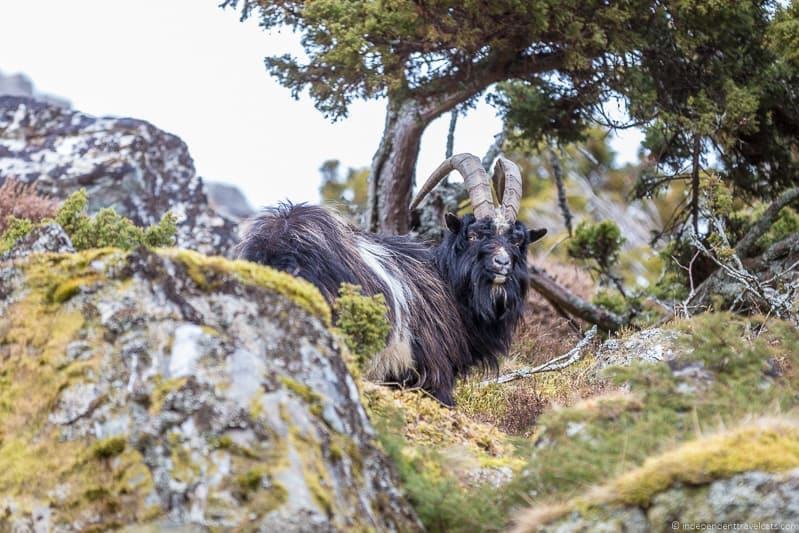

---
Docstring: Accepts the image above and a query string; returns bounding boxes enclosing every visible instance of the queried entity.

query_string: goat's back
[236,203,469,404]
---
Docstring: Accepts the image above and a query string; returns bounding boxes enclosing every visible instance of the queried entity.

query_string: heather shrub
[0,179,59,233]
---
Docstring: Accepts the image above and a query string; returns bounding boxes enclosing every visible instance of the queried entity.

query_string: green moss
[612,419,799,506]
[279,376,326,421]
[280,376,321,404]
[0,216,33,253]
[374,412,506,532]
[251,481,288,513]
[502,313,799,519]
[306,473,333,515]
[167,249,331,324]
[236,468,265,493]
[84,486,112,502]
[213,435,234,450]
[333,283,391,368]
[50,274,101,303]
[91,436,127,460]
[149,376,188,414]
[366,385,519,532]
[524,418,799,529]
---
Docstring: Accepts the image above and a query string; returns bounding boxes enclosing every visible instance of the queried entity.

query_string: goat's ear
[528,228,547,243]
[444,212,462,233]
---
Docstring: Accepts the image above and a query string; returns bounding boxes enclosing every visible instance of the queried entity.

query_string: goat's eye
[509,232,524,246]
[468,233,479,242]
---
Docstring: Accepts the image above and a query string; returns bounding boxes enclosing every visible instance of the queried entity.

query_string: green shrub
[333,283,391,367]
[567,220,625,274]
[592,289,629,315]
[0,188,176,253]
[0,216,34,253]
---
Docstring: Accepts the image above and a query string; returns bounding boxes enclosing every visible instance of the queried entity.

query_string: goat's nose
[492,252,510,269]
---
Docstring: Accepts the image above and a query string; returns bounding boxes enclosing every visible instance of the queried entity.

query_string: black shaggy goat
[237,154,546,405]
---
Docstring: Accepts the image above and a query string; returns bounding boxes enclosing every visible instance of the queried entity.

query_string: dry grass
[0,179,59,233]
[517,255,596,365]
[454,256,605,436]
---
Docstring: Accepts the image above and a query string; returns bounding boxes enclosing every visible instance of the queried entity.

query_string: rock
[593,327,685,372]
[514,419,799,533]
[530,469,799,533]
[0,247,420,531]
[0,223,74,260]
[0,70,70,108]
[593,326,714,394]
[0,96,238,255]
[205,181,256,221]
[648,469,799,527]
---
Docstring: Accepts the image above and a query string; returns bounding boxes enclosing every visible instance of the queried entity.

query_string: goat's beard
[466,269,526,323]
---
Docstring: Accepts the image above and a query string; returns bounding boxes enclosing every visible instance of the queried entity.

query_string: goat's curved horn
[409,153,495,220]
[492,156,523,223]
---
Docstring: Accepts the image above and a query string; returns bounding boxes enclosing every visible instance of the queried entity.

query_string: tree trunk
[367,98,428,234]
[365,52,566,235]
[367,92,480,234]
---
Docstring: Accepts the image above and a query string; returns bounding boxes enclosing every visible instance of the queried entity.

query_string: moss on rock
[515,417,799,531]
[167,248,331,324]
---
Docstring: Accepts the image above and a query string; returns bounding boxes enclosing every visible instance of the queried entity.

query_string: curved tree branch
[528,265,626,331]
[734,186,799,258]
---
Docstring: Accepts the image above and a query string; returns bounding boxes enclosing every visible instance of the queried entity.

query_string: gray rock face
[0,223,74,260]
[541,469,799,533]
[0,96,238,255]
[594,327,685,372]
[0,70,70,108]
[648,469,799,527]
[0,247,420,531]
[205,181,256,221]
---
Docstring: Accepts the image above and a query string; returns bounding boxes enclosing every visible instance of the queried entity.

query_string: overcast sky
[0,0,642,209]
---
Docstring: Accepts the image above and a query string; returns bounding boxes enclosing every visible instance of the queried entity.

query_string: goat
[236,154,546,405]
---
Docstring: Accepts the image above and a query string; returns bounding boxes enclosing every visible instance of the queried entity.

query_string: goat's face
[440,213,547,321]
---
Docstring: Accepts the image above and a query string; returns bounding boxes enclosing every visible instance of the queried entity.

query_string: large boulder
[0,96,238,255]
[0,246,420,531]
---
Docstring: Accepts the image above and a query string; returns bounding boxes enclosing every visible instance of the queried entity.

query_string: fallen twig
[482,325,598,386]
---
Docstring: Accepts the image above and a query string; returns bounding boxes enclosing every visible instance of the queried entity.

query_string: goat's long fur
[237,202,543,405]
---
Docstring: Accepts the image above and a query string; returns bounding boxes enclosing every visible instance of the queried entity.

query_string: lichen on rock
[0,246,419,531]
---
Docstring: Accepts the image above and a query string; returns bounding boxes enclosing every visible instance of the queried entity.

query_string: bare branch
[445,110,457,159]
[528,265,626,331]
[688,223,797,320]
[481,131,506,171]
[549,149,573,236]
[690,134,701,234]
[673,250,701,318]
[482,325,598,386]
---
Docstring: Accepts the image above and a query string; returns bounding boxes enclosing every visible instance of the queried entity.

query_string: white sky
[0,0,642,209]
